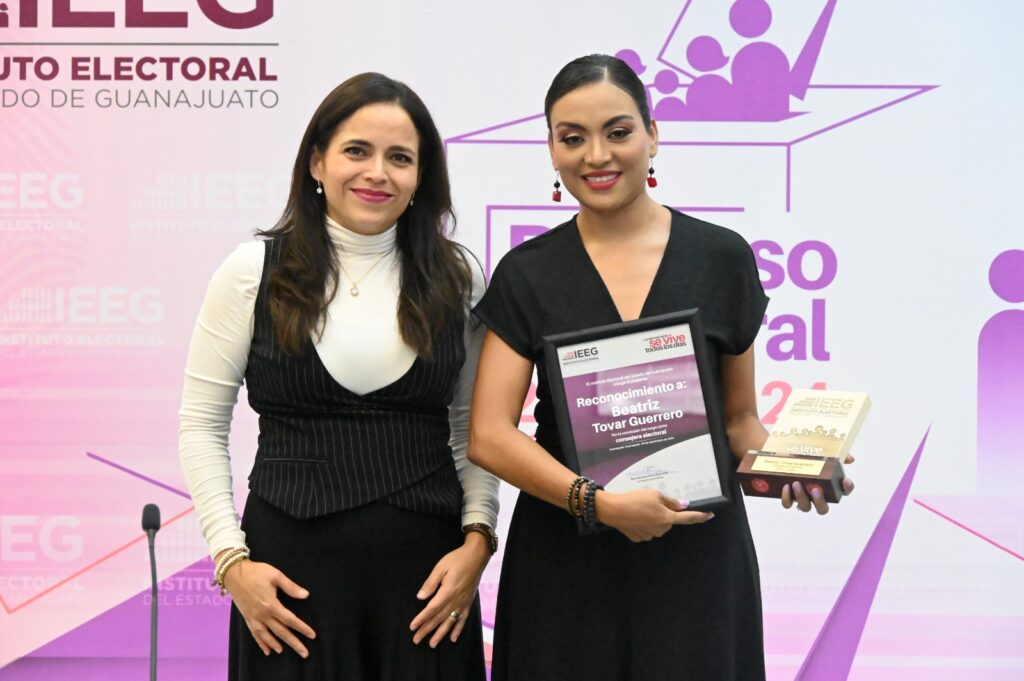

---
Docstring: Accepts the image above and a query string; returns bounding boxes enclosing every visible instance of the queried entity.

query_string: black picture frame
[542,309,734,527]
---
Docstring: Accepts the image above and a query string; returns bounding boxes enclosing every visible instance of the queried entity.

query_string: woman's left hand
[781,455,856,515]
[410,533,490,647]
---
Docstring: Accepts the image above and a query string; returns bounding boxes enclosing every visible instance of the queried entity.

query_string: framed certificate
[542,309,734,516]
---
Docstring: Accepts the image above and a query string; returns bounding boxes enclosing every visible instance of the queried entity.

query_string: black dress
[473,209,769,681]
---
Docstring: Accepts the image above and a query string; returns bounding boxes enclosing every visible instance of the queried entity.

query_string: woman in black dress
[179,73,499,680]
[469,54,854,680]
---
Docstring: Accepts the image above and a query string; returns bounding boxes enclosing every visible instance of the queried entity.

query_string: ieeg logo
[0,1,274,30]
[562,346,599,365]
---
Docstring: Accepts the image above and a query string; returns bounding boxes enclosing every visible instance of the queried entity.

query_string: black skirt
[490,492,765,681]
[228,493,486,681]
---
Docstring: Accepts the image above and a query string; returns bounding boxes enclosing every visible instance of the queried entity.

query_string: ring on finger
[448,610,461,621]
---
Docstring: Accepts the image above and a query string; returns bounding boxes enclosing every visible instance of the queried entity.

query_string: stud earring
[647,160,657,188]
[315,180,323,195]
[552,171,562,203]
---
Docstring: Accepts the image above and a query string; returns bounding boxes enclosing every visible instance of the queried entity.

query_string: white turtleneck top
[179,216,499,559]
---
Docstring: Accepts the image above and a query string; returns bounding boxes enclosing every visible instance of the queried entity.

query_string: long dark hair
[544,54,652,130]
[260,73,470,356]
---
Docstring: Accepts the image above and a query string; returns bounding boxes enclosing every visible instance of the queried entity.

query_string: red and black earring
[552,171,562,202]
[647,159,658,188]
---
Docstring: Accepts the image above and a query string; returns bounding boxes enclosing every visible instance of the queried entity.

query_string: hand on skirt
[409,534,490,648]
[223,559,316,658]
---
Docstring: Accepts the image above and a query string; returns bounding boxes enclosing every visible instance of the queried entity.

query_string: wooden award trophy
[738,389,870,503]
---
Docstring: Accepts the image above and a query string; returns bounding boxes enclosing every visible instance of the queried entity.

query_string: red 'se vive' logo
[645,333,687,353]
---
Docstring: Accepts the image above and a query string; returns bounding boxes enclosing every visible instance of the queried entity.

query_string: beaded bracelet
[214,552,248,595]
[566,476,586,517]
[582,480,604,528]
[213,547,247,584]
[573,477,593,518]
[212,546,250,595]
[213,547,242,577]
[214,546,248,577]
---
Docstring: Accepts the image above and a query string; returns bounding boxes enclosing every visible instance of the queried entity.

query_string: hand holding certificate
[543,310,734,532]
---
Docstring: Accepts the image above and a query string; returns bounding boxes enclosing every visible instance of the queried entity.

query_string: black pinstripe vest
[245,238,466,519]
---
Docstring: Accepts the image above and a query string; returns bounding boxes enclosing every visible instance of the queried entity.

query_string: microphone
[141,504,161,681]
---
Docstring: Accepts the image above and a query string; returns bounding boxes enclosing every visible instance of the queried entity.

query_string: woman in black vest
[179,73,499,680]
[468,54,854,680]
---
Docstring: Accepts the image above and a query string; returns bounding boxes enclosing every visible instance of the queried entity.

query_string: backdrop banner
[1,2,1021,679]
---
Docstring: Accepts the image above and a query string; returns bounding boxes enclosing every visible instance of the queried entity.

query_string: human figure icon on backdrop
[977,249,1024,496]
[727,0,838,120]
[650,68,687,119]
[728,0,791,120]
[658,35,734,119]
[651,0,838,121]
[617,39,734,121]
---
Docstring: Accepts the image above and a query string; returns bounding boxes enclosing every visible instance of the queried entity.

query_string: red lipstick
[352,188,393,203]
[581,172,622,190]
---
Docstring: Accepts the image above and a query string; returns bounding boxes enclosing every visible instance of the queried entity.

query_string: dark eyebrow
[601,114,635,128]
[553,114,636,131]
[340,139,416,156]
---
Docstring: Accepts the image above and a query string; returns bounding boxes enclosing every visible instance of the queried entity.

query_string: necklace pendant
[349,285,359,297]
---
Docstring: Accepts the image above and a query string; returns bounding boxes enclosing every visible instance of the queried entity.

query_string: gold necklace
[337,250,393,297]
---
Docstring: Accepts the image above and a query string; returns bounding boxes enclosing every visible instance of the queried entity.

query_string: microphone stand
[147,528,158,681]
[142,504,161,681]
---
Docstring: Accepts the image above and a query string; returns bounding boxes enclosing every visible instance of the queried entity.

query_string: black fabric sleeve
[717,234,769,355]
[471,255,535,360]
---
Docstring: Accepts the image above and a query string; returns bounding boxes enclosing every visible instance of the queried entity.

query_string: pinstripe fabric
[245,238,465,520]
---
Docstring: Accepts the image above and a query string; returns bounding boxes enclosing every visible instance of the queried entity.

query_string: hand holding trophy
[738,389,870,504]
